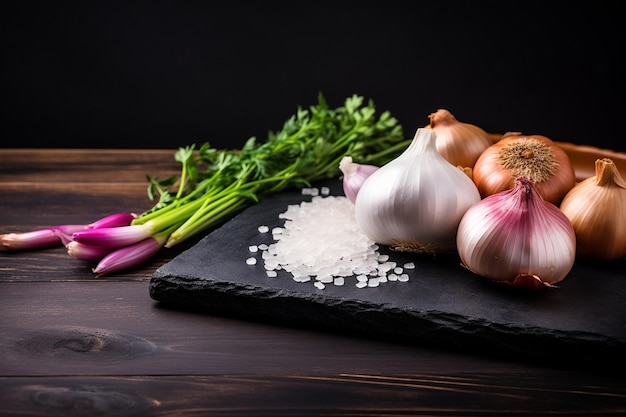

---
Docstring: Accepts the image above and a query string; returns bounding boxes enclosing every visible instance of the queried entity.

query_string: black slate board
[150,181,626,370]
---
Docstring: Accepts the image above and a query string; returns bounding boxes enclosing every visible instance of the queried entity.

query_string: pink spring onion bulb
[72,222,155,248]
[66,241,113,262]
[1,224,86,251]
[456,176,576,290]
[87,212,137,229]
[92,232,169,277]
[0,212,136,251]
[53,229,112,262]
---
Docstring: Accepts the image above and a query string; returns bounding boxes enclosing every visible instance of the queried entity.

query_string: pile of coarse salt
[247,187,415,289]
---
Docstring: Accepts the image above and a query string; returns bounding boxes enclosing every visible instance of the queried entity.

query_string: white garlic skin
[457,177,576,289]
[354,128,481,252]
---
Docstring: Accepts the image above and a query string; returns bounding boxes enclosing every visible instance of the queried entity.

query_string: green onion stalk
[2,93,412,276]
[132,94,410,252]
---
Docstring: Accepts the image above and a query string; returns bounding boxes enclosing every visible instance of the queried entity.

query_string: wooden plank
[0,148,179,167]
[1,373,625,417]
[0,281,545,377]
[0,148,181,184]
[1,185,156,228]
[0,148,180,227]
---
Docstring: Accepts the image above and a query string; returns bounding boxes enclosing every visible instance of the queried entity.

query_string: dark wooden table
[1,148,625,416]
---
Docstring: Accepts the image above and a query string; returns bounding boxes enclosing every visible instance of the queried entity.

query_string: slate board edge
[149,270,625,369]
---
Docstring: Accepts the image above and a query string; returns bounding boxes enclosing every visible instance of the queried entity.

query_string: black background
[2,0,624,151]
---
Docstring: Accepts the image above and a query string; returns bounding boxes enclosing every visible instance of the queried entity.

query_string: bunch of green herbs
[132,93,410,248]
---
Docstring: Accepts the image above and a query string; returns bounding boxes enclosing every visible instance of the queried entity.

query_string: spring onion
[1,93,410,276]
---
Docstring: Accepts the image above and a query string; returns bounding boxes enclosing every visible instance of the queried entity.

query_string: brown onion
[472,134,576,205]
[560,158,626,260]
[425,109,492,168]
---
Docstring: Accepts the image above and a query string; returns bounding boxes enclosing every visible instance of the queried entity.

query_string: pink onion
[456,176,576,289]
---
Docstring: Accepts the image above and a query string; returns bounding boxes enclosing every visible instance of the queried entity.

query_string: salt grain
[368,278,380,287]
[301,187,319,196]
[252,192,414,289]
[318,275,334,283]
[246,257,257,265]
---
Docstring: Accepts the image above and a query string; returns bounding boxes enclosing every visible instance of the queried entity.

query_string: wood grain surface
[1,148,625,416]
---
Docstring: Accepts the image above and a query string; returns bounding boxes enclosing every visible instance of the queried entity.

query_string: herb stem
[135,93,409,249]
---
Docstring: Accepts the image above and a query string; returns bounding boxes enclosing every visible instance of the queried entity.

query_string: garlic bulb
[339,156,379,204]
[560,158,626,260]
[457,176,576,290]
[426,109,492,168]
[354,128,481,253]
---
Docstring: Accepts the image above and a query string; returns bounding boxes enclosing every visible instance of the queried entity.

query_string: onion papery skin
[472,134,576,205]
[457,177,576,289]
[355,128,481,253]
[560,158,626,260]
[426,109,492,169]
